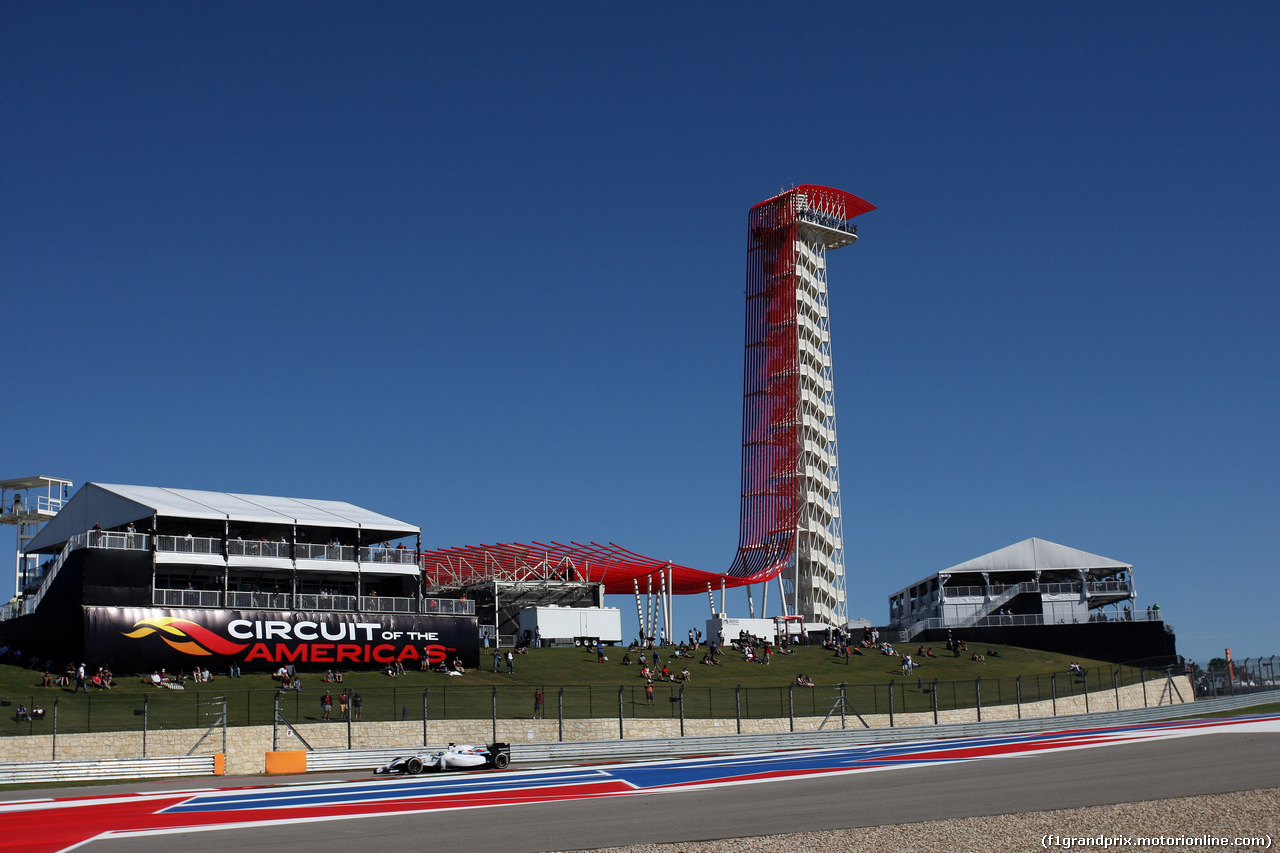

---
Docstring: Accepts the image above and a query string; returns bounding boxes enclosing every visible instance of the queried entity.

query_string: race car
[373,742,511,775]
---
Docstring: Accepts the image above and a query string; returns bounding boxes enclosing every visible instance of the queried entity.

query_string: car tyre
[492,752,510,770]
[406,757,424,775]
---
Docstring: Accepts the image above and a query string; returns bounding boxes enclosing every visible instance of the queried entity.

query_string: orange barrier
[265,750,306,774]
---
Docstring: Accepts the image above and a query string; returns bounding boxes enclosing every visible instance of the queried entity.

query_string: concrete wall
[0,676,1192,776]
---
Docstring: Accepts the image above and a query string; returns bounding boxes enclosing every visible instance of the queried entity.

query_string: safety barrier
[0,753,220,785]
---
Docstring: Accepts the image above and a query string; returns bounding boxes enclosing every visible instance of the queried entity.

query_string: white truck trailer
[518,605,623,646]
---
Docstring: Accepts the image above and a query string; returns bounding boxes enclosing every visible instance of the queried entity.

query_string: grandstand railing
[0,531,440,623]
[358,546,417,565]
[225,591,292,610]
[153,589,222,608]
[296,543,357,561]
[296,593,358,611]
[89,531,149,551]
[359,595,416,614]
[227,539,289,559]
[156,534,221,555]
[894,608,1166,642]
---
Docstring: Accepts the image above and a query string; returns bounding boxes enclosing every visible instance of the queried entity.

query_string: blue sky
[3,3,1276,666]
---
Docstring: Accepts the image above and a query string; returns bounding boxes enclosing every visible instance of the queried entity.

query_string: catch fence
[1,663,1172,740]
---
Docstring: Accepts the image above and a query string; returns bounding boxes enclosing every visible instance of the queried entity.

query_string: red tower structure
[726,185,875,624]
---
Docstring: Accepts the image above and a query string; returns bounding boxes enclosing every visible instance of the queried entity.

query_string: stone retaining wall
[0,676,1192,776]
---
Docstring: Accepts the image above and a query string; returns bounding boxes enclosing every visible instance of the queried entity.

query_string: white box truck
[519,606,623,647]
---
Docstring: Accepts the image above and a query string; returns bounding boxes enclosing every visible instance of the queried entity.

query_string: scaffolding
[0,475,73,598]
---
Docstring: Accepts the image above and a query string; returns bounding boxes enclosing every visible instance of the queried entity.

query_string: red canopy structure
[420,541,744,596]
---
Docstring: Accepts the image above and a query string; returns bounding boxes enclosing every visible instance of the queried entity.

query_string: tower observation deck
[726,185,876,626]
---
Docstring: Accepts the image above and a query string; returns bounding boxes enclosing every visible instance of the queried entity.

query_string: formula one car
[373,742,511,775]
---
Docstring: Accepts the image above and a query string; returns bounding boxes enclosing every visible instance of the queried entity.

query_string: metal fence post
[52,698,58,760]
[557,687,564,742]
[1113,671,1120,711]
[735,685,742,734]
[975,676,982,722]
[143,694,149,757]
[932,678,939,725]
[491,687,498,744]
[1051,673,1057,716]
[618,686,624,739]
[888,680,894,728]
[839,683,847,730]
[86,693,91,733]
[1141,669,1148,707]
[788,685,794,732]
[1015,675,1022,720]
[421,688,429,746]
[272,691,280,752]
[678,685,685,737]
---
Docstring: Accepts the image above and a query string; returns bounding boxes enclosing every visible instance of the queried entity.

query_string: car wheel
[492,752,510,770]
[406,757,424,775]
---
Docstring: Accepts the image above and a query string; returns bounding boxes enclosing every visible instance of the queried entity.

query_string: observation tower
[726,185,876,626]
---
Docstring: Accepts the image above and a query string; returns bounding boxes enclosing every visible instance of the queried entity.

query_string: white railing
[358,546,417,565]
[295,593,358,611]
[3,494,65,516]
[156,535,221,555]
[1086,580,1133,595]
[295,543,356,561]
[226,591,292,610]
[796,208,856,235]
[422,597,475,616]
[227,539,289,559]
[88,531,149,551]
[153,589,221,608]
[359,595,416,613]
[896,608,1166,640]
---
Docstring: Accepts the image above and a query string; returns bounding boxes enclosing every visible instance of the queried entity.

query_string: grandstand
[0,482,476,672]
[888,538,1177,665]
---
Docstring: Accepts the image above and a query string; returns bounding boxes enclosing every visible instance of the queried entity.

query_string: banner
[85,607,479,672]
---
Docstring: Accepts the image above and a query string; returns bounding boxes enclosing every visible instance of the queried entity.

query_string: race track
[4,716,1278,853]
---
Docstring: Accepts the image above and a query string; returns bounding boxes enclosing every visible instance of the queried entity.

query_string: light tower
[726,185,874,627]
[0,475,72,598]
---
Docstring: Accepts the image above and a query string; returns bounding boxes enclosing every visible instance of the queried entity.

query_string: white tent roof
[941,537,1130,575]
[27,483,419,552]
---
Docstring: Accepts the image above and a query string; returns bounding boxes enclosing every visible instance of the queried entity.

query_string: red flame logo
[123,617,249,657]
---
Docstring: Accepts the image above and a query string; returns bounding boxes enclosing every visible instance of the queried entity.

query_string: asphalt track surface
[4,717,1278,853]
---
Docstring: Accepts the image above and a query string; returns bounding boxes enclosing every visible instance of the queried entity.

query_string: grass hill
[0,643,1164,735]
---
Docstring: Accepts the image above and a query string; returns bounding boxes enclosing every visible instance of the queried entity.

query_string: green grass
[1186,701,1280,718]
[0,643,1164,735]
